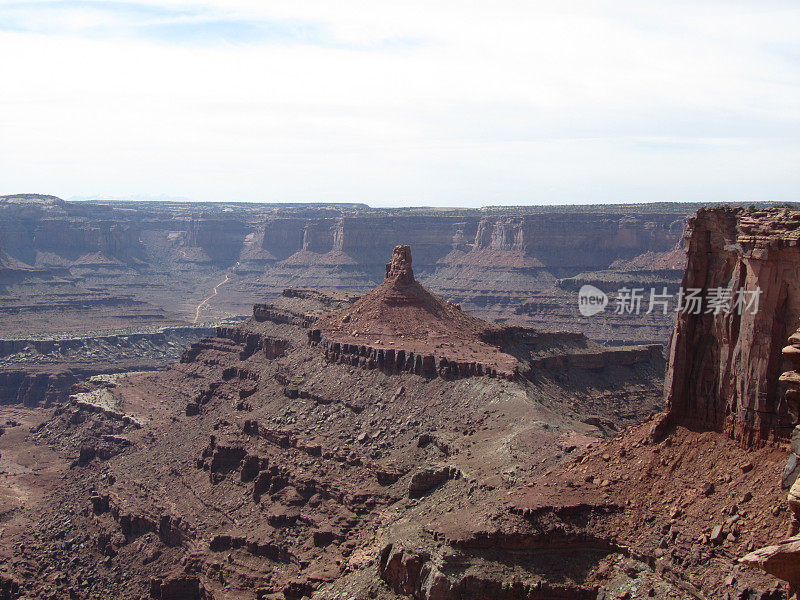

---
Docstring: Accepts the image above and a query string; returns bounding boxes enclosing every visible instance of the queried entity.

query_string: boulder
[408,466,461,497]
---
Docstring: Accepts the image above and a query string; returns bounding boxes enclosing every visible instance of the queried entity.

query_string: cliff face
[184,217,249,265]
[0,230,36,277]
[0,199,144,266]
[255,211,689,342]
[660,209,800,592]
[465,213,683,270]
[33,220,142,264]
[664,207,800,448]
[0,233,11,272]
[256,212,686,276]
[0,196,695,341]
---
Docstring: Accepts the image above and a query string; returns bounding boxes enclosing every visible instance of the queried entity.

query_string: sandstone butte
[310,244,519,379]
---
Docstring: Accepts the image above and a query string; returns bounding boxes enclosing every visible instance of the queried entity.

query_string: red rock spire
[385,245,414,284]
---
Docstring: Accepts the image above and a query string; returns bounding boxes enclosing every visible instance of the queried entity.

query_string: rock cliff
[0,231,35,277]
[0,196,697,344]
[663,207,800,448]
[627,206,800,594]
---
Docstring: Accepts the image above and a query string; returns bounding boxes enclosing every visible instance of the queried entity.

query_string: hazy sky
[1,1,798,206]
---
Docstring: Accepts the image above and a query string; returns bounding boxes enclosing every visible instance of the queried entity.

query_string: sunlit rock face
[664,207,800,448]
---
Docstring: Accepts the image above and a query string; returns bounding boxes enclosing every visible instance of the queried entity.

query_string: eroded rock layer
[0,195,696,344]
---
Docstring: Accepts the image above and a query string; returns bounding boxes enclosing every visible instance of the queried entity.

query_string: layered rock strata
[314,245,521,378]
[664,207,800,448]
[313,246,664,382]
[0,195,698,344]
[309,245,516,378]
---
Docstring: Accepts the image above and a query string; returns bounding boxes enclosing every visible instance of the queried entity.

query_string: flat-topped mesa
[310,245,519,379]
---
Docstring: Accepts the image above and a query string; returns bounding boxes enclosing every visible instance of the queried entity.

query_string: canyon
[1,202,799,600]
[0,194,691,407]
[0,244,669,599]
[0,194,691,341]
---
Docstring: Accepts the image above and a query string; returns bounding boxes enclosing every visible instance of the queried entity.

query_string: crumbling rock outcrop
[527,345,662,371]
[407,466,461,497]
[149,573,211,600]
[252,304,315,329]
[385,244,414,282]
[181,328,290,365]
[378,542,599,600]
[743,537,800,596]
[309,335,511,380]
[90,489,191,549]
[0,369,78,406]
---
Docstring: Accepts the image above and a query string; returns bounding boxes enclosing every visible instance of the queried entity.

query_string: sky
[0,0,798,207]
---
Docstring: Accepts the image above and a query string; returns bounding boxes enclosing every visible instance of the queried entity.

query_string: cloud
[0,1,798,205]
[0,1,333,46]
[0,1,425,48]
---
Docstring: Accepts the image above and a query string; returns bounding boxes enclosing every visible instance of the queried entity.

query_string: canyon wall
[0,196,143,266]
[1,196,689,276]
[256,211,686,277]
[664,207,800,448]
[0,195,696,344]
[0,326,217,404]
